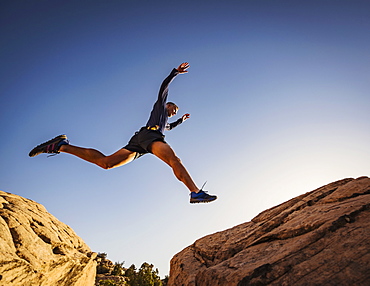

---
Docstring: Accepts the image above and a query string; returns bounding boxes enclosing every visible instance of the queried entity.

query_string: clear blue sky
[1,0,370,277]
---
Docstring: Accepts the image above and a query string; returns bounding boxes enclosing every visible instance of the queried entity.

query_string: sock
[57,139,69,148]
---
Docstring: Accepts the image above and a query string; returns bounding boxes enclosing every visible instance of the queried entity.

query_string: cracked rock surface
[169,177,370,286]
[0,191,97,286]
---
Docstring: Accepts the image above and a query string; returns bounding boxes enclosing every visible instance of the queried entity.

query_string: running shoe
[29,134,69,157]
[190,190,217,204]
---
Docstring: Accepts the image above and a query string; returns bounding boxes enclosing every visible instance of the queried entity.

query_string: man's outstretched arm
[157,62,190,105]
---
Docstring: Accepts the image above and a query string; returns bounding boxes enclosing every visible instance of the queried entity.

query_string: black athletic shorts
[123,127,166,159]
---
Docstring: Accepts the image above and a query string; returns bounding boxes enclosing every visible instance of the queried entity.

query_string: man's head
[166,102,179,117]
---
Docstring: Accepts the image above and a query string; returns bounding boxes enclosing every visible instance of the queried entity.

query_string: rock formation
[169,177,370,286]
[0,191,97,286]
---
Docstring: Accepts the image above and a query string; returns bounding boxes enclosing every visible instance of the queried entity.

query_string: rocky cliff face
[169,177,370,286]
[0,191,97,286]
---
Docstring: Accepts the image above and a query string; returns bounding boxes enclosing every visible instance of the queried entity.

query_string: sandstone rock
[169,177,370,286]
[0,191,97,286]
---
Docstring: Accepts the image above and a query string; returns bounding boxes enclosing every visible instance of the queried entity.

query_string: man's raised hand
[177,62,190,74]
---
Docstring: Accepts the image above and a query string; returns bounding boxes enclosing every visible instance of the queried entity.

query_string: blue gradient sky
[1,0,370,276]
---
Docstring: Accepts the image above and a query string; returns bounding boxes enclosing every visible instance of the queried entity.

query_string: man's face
[166,104,178,117]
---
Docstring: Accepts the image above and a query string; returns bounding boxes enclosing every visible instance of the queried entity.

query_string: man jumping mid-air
[29,62,217,204]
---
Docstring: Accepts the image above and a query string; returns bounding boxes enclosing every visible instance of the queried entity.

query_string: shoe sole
[29,134,67,157]
[190,197,217,204]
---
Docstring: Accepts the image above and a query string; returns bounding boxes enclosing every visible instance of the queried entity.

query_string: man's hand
[182,113,190,121]
[176,62,190,74]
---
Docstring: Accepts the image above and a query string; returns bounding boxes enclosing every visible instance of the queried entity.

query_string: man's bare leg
[149,141,199,193]
[59,145,136,169]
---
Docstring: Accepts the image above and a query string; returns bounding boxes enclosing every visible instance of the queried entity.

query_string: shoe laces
[200,181,207,191]
[47,153,60,158]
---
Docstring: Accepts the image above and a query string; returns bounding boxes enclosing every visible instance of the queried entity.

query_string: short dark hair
[166,102,178,109]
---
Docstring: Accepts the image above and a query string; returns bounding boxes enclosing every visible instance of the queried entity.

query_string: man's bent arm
[166,118,183,131]
[166,113,190,131]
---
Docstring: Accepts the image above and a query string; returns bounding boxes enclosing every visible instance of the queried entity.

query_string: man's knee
[97,158,120,170]
[98,160,112,170]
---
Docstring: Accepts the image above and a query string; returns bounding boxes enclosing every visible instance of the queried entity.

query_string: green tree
[125,264,138,286]
[136,263,162,286]
[123,263,162,286]
[162,275,169,286]
[112,261,125,276]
